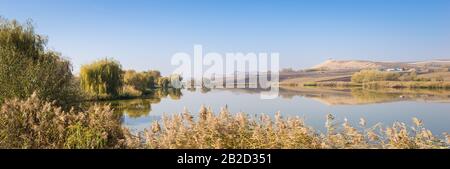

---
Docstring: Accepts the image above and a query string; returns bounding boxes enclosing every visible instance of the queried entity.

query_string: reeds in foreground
[0,93,127,149]
[0,94,448,149]
[140,106,449,149]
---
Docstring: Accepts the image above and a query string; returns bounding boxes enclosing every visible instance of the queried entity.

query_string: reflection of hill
[281,86,450,105]
[218,87,450,105]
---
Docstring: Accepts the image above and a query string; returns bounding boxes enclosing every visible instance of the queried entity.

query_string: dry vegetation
[140,106,449,149]
[363,81,450,89]
[282,69,450,89]
[417,71,450,81]
[0,93,128,149]
[1,95,448,149]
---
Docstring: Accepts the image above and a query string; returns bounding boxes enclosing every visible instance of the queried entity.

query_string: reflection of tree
[167,88,183,100]
[151,88,182,99]
[200,87,211,93]
[350,88,401,103]
[109,88,183,118]
[113,99,152,118]
[187,87,196,92]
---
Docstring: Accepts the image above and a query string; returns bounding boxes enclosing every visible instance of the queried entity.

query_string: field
[280,70,355,86]
[280,68,450,89]
[417,72,450,81]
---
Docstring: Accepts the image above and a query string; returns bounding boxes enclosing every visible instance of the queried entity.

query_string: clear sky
[1,0,449,74]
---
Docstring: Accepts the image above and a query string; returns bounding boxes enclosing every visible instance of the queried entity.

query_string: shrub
[120,85,143,98]
[157,77,170,88]
[123,70,152,94]
[351,70,400,83]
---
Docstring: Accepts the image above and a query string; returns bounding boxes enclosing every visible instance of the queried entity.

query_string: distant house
[385,68,405,72]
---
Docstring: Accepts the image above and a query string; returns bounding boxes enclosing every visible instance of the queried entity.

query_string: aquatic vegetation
[0,93,128,149]
[0,94,448,149]
[141,106,449,149]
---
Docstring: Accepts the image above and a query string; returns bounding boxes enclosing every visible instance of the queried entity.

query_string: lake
[100,87,450,135]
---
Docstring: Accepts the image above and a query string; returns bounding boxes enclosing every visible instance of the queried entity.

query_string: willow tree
[123,70,152,94]
[157,77,170,88]
[80,59,122,98]
[0,17,78,106]
[147,70,161,88]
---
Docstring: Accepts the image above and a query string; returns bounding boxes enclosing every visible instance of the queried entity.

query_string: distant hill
[311,59,450,71]
[409,59,450,68]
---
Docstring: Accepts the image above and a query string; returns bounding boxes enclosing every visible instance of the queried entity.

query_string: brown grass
[0,93,128,149]
[140,106,449,149]
[1,95,448,149]
[363,81,450,89]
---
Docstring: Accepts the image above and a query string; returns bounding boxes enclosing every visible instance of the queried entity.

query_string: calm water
[102,87,450,135]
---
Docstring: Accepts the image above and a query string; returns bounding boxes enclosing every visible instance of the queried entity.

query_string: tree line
[80,58,182,100]
[0,17,182,107]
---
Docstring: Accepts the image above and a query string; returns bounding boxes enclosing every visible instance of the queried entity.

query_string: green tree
[80,58,123,98]
[157,77,170,88]
[352,69,400,83]
[123,70,151,94]
[147,70,161,88]
[0,17,78,106]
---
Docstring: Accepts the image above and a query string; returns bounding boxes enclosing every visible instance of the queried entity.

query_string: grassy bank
[362,81,450,89]
[1,95,448,149]
[282,81,450,90]
[299,81,361,87]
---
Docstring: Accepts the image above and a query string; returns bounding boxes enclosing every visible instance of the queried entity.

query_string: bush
[0,17,79,106]
[157,77,170,88]
[0,93,127,149]
[351,70,400,83]
[120,85,143,98]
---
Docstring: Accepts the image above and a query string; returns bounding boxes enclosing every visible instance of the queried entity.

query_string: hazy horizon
[1,0,449,75]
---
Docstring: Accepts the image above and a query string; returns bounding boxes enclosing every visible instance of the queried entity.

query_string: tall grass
[141,106,449,149]
[0,95,448,149]
[0,93,128,149]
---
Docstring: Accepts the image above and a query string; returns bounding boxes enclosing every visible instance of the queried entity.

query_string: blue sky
[1,0,449,74]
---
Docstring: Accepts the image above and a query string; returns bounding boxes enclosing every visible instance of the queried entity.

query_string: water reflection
[103,87,450,119]
[222,86,450,105]
[106,88,182,118]
[93,86,450,134]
